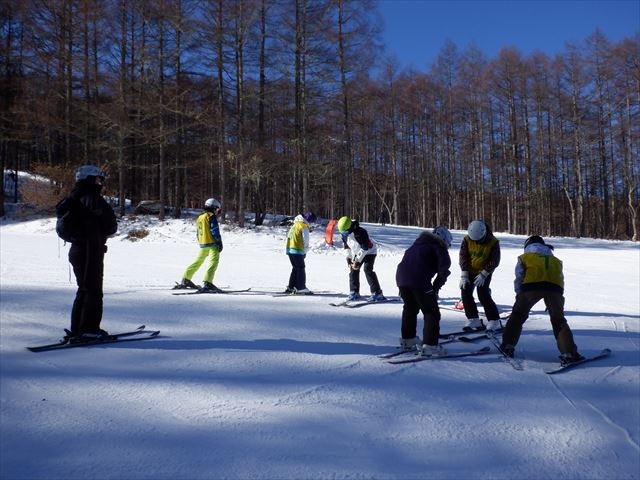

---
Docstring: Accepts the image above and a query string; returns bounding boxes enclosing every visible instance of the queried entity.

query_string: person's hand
[473,270,489,287]
[351,262,362,271]
[459,271,469,289]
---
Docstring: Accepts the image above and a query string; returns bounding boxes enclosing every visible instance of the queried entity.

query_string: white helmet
[204,198,221,210]
[467,220,487,242]
[433,225,452,248]
[75,165,105,181]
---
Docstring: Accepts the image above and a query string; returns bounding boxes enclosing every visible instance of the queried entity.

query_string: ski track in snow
[547,376,578,409]
[584,400,640,453]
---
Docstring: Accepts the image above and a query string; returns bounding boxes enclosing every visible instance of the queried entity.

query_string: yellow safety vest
[467,236,498,274]
[520,252,564,292]
[286,221,308,254]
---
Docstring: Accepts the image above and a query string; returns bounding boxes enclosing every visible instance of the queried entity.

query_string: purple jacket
[396,231,451,291]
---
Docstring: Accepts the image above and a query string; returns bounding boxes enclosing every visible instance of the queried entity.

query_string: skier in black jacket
[396,226,452,356]
[66,165,118,340]
[337,216,385,302]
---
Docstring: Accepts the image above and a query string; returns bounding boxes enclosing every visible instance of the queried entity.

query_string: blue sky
[377,0,640,70]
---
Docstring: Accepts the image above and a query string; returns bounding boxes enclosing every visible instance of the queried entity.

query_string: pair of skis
[438,325,494,338]
[440,327,504,343]
[378,327,494,362]
[172,282,251,295]
[330,297,401,308]
[484,331,611,373]
[380,329,610,372]
[27,325,160,352]
[173,287,344,297]
[380,345,492,364]
[172,288,252,295]
[380,343,610,372]
[271,291,340,297]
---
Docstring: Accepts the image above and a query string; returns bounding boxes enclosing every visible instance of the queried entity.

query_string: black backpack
[55,196,85,243]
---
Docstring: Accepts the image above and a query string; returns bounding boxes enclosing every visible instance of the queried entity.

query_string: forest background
[1,0,638,240]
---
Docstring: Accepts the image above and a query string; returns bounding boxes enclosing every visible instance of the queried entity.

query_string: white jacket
[343,231,377,263]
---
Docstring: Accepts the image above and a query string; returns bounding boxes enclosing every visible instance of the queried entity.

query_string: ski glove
[473,270,490,287]
[459,271,470,289]
[351,262,362,271]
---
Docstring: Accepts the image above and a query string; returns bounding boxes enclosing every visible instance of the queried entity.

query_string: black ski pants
[348,254,381,294]
[287,253,307,290]
[69,242,106,334]
[460,274,500,320]
[399,286,441,346]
